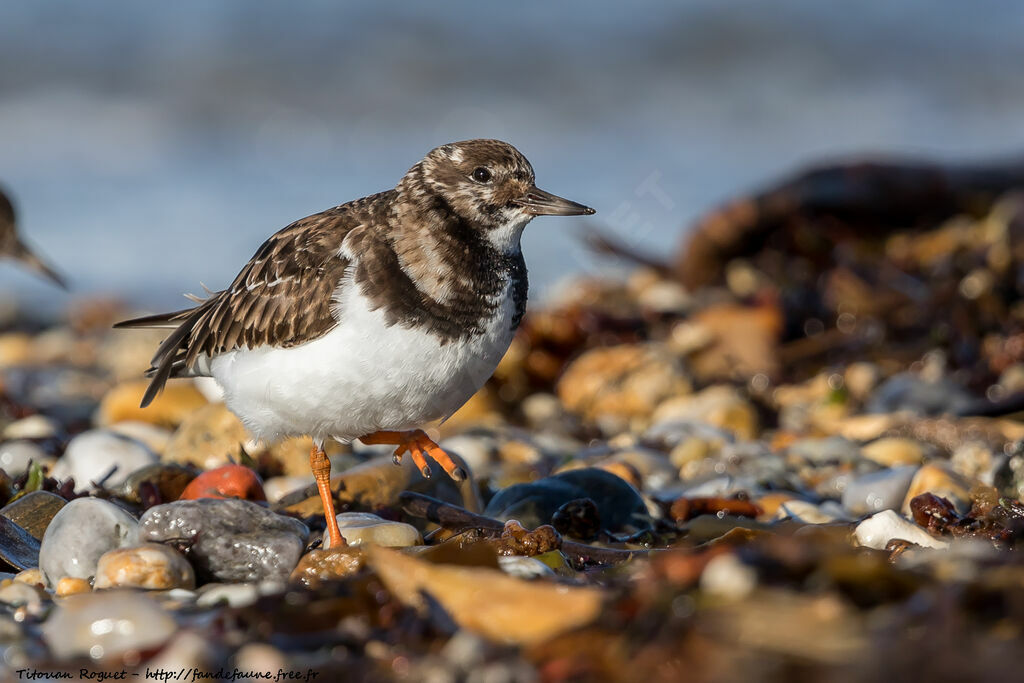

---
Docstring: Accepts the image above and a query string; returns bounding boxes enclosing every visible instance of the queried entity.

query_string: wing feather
[116,192,395,407]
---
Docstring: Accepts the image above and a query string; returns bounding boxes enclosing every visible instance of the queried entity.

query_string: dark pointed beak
[514,186,596,217]
[11,239,68,289]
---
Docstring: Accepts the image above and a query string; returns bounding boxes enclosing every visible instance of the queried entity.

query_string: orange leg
[359,430,466,481]
[310,443,346,549]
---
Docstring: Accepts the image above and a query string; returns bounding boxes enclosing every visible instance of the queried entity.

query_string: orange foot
[359,430,466,481]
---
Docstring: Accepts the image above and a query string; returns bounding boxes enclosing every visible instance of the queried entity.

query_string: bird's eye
[472,167,492,183]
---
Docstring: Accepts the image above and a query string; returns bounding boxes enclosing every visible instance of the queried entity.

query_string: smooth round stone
[39,497,139,588]
[263,475,314,504]
[0,580,48,616]
[854,510,948,550]
[861,438,926,467]
[842,466,918,516]
[323,512,421,549]
[14,568,43,586]
[776,500,840,524]
[497,555,555,579]
[700,553,757,600]
[1,490,67,540]
[42,591,177,660]
[652,386,758,440]
[50,430,158,490]
[139,498,308,583]
[0,440,48,477]
[56,577,91,596]
[789,437,862,465]
[484,468,652,535]
[901,463,973,515]
[2,415,59,440]
[290,547,365,587]
[866,373,975,416]
[439,434,496,480]
[94,543,195,590]
[107,421,174,456]
[196,581,283,608]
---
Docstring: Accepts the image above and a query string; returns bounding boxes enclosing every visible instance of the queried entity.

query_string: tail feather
[116,305,206,408]
[113,308,193,329]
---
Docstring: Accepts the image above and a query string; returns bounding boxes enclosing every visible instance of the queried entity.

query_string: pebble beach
[0,164,1022,680]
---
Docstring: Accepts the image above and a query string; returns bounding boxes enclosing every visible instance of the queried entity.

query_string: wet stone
[196,581,283,608]
[42,591,177,660]
[484,467,652,536]
[114,463,198,506]
[139,498,309,583]
[0,579,48,616]
[324,512,421,549]
[0,440,48,477]
[94,543,196,590]
[290,547,365,587]
[50,429,158,490]
[39,497,139,588]
[0,490,67,540]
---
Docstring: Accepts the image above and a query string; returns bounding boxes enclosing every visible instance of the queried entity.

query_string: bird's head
[401,139,595,252]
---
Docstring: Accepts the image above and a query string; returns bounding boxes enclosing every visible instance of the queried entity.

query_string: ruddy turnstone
[0,186,66,288]
[115,139,595,547]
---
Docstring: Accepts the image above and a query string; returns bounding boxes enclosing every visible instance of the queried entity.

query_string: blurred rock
[162,402,249,471]
[557,343,692,433]
[0,440,48,478]
[485,468,651,536]
[2,415,59,440]
[263,475,313,504]
[95,379,208,429]
[842,466,917,516]
[107,421,174,455]
[367,545,602,646]
[866,374,975,416]
[39,498,138,588]
[94,543,195,590]
[653,386,758,440]
[901,463,973,515]
[50,429,158,490]
[55,577,91,596]
[0,579,47,616]
[42,591,176,660]
[861,437,926,467]
[139,498,308,582]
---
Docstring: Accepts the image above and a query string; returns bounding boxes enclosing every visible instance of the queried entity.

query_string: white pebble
[854,510,948,550]
[51,430,157,490]
[323,512,422,549]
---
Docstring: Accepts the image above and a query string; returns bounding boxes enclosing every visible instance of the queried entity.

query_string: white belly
[209,282,518,443]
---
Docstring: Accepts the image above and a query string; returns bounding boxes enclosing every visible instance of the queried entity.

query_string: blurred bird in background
[0,186,67,289]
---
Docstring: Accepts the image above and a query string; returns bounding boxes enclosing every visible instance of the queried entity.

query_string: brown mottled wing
[117,194,390,407]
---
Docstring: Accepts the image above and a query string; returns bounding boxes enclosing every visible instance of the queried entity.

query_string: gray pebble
[842,465,919,516]
[139,498,308,583]
[39,498,138,588]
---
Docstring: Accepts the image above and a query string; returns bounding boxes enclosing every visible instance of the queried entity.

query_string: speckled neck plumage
[348,178,529,344]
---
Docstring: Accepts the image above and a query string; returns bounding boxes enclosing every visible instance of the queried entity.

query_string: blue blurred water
[1,1,1022,311]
